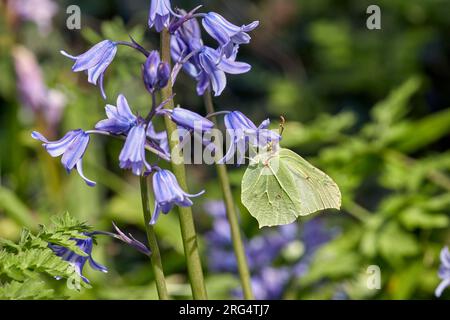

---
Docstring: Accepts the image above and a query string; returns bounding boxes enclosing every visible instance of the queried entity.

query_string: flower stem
[203,89,255,300]
[160,29,208,300]
[139,176,170,300]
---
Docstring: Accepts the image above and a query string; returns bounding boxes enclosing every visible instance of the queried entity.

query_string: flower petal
[76,159,97,187]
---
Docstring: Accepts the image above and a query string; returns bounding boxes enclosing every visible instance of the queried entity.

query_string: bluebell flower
[119,121,152,176]
[61,40,117,99]
[49,234,107,284]
[202,12,259,58]
[148,0,172,32]
[32,129,95,186]
[220,111,281,165]
[147,122,170,157]
[435,246,450,298]
[198,46,251,96]
[151,169,204,225]
[162,107,214,133]
[171,11,204,78]
[95,94,137,134]
[143,50,170,93]
[171,16,252,96]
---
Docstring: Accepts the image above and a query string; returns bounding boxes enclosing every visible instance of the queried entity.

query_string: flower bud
[143,50,171,93]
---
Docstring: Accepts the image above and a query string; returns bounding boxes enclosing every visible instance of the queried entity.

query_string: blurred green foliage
[0,0,449,299]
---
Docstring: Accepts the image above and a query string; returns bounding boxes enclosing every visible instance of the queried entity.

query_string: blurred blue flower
[61,40,117,99]
[49,234,107,284]
[202,12,259,58]
[204,200,336,299]
[9,0,58,35]
[143,50,170,93]
[435,246,450,298]
[151,169,204,225]
[148,0,172,32]
[251,267,290,300]
[95,94,137,134]
[32,129,95,186]
[204,201,232,249]
[119,121,152,176]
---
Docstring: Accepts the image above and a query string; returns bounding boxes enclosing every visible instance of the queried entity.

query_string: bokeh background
[1,0,449,299]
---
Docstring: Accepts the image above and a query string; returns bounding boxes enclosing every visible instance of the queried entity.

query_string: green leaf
[0,186,35,229]
[399,208,449,230]
[371,76,421,126]
[378,222,420,265]
[241,148,341,227]
[0,279,55,300]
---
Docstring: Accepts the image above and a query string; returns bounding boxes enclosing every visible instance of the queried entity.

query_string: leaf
[371,76,421,126]
[0,279,55,300]
[399,208,449,230]
[378,222,420,265]
[0,186,35,229]
[241,148,341,227]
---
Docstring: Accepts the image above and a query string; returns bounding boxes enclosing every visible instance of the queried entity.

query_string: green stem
[160,29,208,300]
[342,198,372,223]
[139,176,170,300]
[203,89,255,300]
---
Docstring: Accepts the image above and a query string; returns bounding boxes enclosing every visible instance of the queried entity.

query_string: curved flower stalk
[61,40,118,99]
[435,246,450,298]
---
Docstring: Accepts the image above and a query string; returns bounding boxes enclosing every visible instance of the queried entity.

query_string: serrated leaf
[0,279,55,300]
[242,148,341,227]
